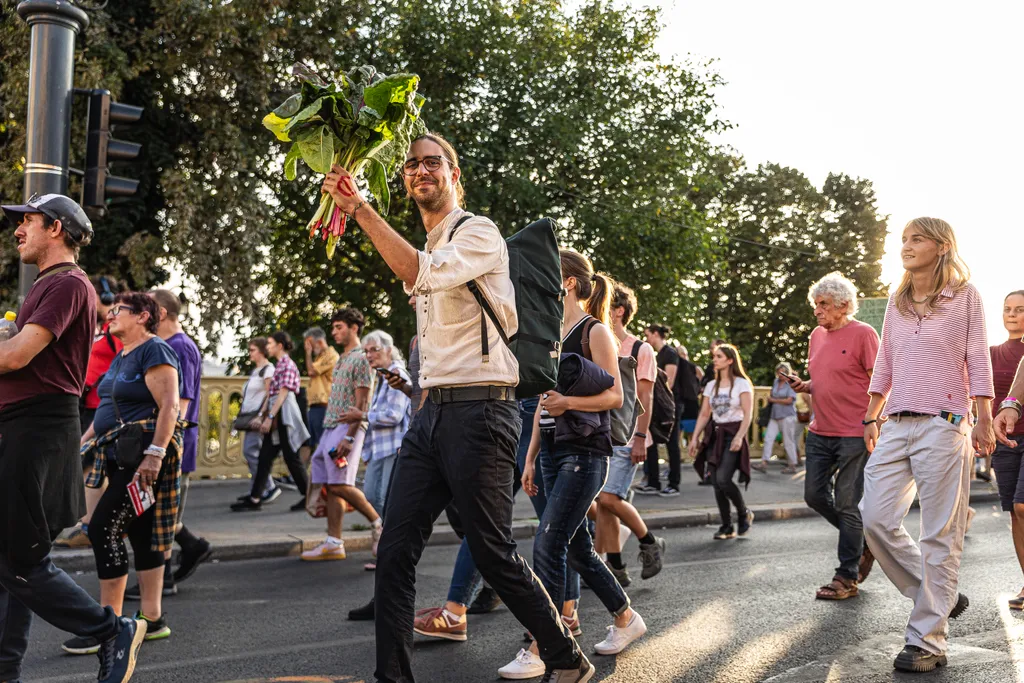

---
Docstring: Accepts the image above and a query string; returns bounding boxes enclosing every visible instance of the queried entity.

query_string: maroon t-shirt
[991,339,1024,437]
[0,263,95,412]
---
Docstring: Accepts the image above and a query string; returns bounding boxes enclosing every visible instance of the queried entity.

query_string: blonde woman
[861,217,994,672]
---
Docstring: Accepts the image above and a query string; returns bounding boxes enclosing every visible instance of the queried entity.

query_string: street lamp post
[15,0,89,307]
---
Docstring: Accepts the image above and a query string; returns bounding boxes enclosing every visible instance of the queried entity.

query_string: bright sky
[652,0,1024,340]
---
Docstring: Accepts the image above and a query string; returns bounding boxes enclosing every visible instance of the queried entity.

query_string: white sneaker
[618,523,631,552]
[498,648,545,679]
[301,540,346,561]
[372,524,383,557]
[594,611,647,655]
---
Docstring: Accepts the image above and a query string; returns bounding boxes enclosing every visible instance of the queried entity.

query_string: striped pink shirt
[869,282,993,417]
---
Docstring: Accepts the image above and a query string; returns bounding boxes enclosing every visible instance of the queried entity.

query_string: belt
[429,386,515,404]
[893,410,965,426]
[309,403,328,408]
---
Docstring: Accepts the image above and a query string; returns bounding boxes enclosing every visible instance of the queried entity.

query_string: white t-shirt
[240,363,275,414]
[703,377,753,424]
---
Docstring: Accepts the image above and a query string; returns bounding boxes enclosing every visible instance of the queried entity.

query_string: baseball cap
[2,193,94,245]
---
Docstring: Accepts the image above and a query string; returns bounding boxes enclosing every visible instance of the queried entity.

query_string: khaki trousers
[859,414,972,655]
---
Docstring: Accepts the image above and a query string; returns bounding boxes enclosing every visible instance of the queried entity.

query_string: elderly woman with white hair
[361,330,411,520]
[753,361,800,474]
[783,271,880,601]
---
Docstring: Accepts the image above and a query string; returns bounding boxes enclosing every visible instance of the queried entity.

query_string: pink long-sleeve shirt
[869,282,993,417]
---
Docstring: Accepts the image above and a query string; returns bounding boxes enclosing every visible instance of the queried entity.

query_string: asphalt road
[19,500,1024,683]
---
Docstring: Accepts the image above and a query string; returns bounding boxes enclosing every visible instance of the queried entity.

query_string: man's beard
[414,183,453,214]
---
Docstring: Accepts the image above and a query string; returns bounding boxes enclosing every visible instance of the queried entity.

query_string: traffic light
[83,89,143,207]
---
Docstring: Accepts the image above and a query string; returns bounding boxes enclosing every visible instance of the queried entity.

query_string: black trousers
[711,447,747,526]
[646,402,684,488]
[374,397,580,682]
[250,420,309,500]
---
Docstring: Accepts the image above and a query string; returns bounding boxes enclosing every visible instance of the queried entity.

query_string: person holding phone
[361,331,411,524]
[69,292,184,654]
[752,362,800,474]
[785,272,879,602]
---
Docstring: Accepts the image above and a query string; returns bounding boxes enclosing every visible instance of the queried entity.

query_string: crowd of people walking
[0,137,1018,683]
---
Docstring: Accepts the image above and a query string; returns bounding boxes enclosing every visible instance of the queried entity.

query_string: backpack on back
[649,368,676,444]
[608,340,643,446]
[451,215,564,398]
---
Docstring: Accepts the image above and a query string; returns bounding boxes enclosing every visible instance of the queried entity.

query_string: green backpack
[450,216,564,398]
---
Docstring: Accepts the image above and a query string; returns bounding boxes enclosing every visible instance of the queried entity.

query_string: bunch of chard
[264,63,427,258]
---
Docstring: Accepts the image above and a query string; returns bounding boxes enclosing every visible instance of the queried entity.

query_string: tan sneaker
[413,606,467,641]
[301,540,346,561]
[54,525,91,549]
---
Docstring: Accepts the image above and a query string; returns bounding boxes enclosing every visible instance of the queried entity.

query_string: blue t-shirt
[769,379,798,420]
[93,337,183,437]
[166,332,202,473]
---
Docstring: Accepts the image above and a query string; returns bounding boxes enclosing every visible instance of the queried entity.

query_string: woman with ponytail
[500,250,647,679]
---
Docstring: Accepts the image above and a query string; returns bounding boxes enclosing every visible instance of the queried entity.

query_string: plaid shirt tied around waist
[81,418,188,553]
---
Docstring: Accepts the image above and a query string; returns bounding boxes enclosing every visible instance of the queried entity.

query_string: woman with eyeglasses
[64,292,184,654]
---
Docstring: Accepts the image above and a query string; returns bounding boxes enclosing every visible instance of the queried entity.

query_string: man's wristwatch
[1000,397,1023,417]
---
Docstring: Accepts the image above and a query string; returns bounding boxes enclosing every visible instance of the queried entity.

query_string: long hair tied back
[559,249,612,326]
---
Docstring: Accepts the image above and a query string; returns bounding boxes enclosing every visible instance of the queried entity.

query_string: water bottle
[0,312,16,341]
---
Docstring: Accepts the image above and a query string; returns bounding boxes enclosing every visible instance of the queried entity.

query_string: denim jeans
[364,453,398,516]
[0,554,120,681]
[375,397,580,682]
[535,434,629,616]
[307,404,327,450]
[804,432,869,581]
[447,397,556,606]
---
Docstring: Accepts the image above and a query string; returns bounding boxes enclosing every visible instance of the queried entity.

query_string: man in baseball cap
[0,191,146,683]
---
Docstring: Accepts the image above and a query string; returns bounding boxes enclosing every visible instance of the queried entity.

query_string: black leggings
[88,457,166,580]
[251,420,308,500]
[710,447,747,527]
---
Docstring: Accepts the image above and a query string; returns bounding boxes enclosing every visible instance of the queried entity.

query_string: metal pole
[15,0,89,308]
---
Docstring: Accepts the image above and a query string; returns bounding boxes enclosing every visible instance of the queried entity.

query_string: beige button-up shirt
[404,208,518,389]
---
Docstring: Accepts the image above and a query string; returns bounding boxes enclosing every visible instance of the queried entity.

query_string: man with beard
[323,135,591,683]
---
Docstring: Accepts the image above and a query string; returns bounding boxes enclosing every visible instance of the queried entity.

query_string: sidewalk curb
[51,491,1001,574]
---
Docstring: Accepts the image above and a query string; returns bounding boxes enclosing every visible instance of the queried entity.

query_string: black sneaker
[893,644,947,672]
[135,612,171,641]
[467,586,502,614]
[658,486,680,497]
[635,484,660,495]
[541,654,595,682]
[605,560,631,588]
[123,581,177,601]
[261,486,283,503]
[638,537,665,580]
[62,634,101,655]
[697,477,712,486]
[949,592,969,619]
[289,498,307,512]
[713,525,736,540]
[96,616,146,683]
[230,498,263,512]
[174,538,213,583]
[737,510,754,536]
[348,598,375,621]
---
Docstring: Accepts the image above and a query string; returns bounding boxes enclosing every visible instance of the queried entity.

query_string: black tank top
[561,315,593,358]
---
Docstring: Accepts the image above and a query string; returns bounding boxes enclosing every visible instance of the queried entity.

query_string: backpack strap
[630,339,643,361]
[104,329,117,355]
[449,215,512,363]
[579,317,599,362]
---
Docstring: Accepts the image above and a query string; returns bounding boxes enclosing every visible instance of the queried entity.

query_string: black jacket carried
[553,352,615,444]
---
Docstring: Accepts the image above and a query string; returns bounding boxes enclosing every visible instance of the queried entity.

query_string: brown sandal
[816,575,859,600]
[858,546,875,583]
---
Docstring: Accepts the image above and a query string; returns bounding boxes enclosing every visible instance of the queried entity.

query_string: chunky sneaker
[638,536,666,580]
[132,612,171,642]
[949,592,969,619]
[54,524,91,549]
[594,611,647,655]
[348,598,375,621]
[96,616,146,683]
[371,524,383,557]
[541,654,596,682]
[62,634,101,655]
[713,525,736,540]
[893,644,947,672]
[658,486,680,497]
[261,486,282,503]
[174,537,213,583]
[413,607,467,642]
[561,611,582,637]
[737,510,754,536]
[123,581,177,601]
[605,560,631,588]
[301,540,346,561]
[498,648,545,679]
[635,484,660,495]
[467,586,502,615]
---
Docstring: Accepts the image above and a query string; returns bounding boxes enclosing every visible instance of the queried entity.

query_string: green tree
[704,162,888,383]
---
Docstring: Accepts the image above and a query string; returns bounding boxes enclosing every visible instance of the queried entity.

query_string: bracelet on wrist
[351,200,365,217]
[862,419,877,426]
[634,432,647,439]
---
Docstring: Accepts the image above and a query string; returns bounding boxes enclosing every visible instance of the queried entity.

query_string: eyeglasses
[402,156,449,176]
[109,304,136,317]
[364,346,382,354]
